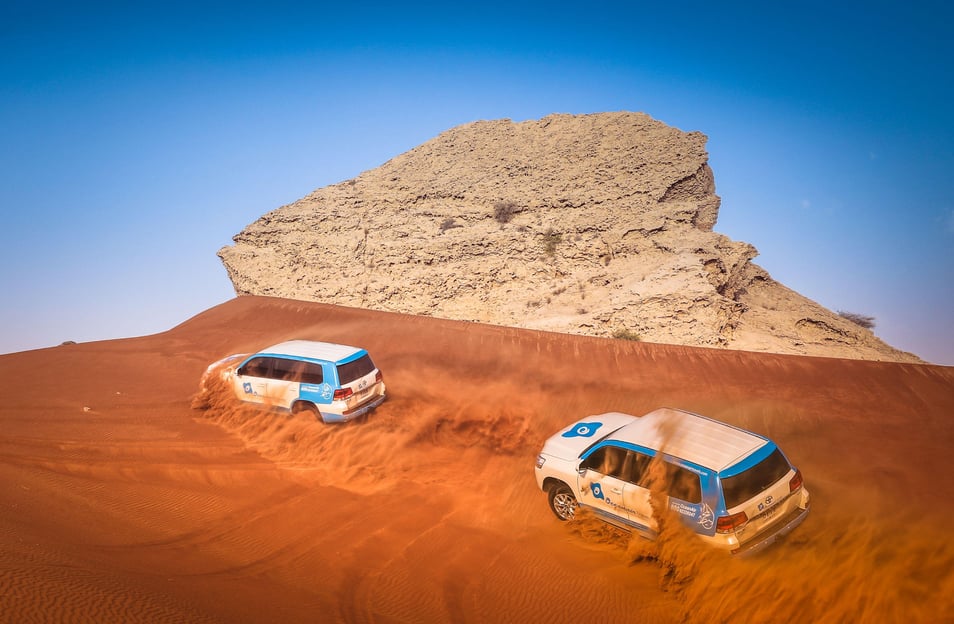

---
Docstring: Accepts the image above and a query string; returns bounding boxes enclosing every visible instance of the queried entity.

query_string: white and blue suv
[534,407,810,555]
[203,340,386,423]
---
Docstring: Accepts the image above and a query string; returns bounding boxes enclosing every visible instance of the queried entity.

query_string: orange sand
[1,296,952,623]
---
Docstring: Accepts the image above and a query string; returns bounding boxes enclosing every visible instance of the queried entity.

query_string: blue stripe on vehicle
[579,503,658,538]
[719,441,779,478]
[336,349,369,365]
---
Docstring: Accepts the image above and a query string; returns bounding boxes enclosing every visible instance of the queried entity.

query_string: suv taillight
[789,468,803,492]
[333,388,353,401]
[716,511,748,533]
[375,370,383,383]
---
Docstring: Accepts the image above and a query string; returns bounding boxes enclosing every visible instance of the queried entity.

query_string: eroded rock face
[219,112,921,362]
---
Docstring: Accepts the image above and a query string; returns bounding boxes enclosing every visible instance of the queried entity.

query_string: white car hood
[200,353,248,386]
[539,412,637,461]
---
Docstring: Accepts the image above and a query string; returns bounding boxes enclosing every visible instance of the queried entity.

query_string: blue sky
[2,1,952,365]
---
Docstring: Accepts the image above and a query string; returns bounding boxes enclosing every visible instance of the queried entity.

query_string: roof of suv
[608,407,768,472]
[258,340,365,364]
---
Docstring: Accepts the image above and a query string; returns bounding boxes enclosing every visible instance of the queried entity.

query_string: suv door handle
[611,487,623,495]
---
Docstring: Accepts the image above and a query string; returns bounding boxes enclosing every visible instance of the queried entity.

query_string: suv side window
[298,362,324,384]
[664,463,702,504]
[266,358,325,384]
[581,446,628,479]
[622,451,702,504]
[624,450,654,487]
[269,358,302,381]
[240,357,272,378]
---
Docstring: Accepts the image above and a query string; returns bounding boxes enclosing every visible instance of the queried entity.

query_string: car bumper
[323,393,387,423]
[732,503,810,556]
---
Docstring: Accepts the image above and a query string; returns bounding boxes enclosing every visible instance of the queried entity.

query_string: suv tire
[548,483,577,521]
[293,402,323,422]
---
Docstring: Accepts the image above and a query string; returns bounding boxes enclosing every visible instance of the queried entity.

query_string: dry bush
[493,201,518,224]
[439,217,462,232]
[837,310,876,329]
[543,228,562,256]
[612,328,642,341]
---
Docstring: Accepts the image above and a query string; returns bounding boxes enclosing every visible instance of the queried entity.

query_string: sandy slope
[1,295,952,623]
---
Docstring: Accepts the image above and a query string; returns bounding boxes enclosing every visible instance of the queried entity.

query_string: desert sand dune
[1,295,951,623]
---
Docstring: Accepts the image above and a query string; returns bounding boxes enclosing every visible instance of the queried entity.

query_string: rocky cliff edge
[218,112,921,363]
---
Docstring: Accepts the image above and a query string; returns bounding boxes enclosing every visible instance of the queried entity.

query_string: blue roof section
[718,441,779,478]
[259,340,365,364]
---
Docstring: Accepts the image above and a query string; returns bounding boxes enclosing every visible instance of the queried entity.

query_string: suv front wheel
[548,483,577,521]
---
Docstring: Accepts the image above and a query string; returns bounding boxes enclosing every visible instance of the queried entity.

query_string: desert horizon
[1,295,952,623]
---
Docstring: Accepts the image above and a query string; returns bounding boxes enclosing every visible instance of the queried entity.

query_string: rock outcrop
[218,112,921,362]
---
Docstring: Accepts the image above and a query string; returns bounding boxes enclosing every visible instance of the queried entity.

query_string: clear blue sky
[2,1,952,365]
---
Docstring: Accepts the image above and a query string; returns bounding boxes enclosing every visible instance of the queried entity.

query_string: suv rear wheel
[292,402,322,422]
[548,483,577,521]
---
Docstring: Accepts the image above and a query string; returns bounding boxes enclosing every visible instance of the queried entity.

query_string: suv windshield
[721,448,791,509]
[336,354,376,384]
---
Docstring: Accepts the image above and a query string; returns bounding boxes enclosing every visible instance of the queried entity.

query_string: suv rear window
[721,448,792,509]
[336,354,376,384]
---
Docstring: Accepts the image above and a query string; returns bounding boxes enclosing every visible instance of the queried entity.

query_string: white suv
[534,407,810,555]
[201,340,386,423]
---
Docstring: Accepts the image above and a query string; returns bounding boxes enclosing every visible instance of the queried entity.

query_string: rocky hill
[218,112,921,363]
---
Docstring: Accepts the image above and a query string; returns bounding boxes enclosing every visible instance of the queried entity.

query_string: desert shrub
[837,310,876,329]
[543,228,562,256]
[440,217,462,232]
[612,328,642,341]
[493,201,518,224]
